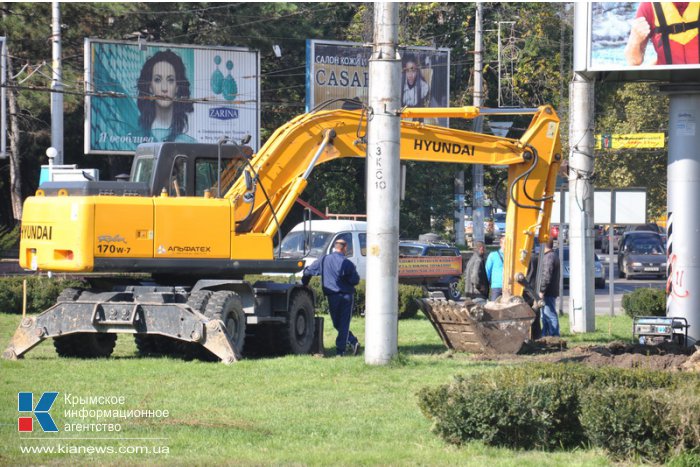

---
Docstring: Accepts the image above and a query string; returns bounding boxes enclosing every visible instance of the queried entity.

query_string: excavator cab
[129,142,252,197]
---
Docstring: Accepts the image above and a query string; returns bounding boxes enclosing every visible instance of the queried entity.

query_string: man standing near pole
[302,239,361,356]
[463,241,489,300]
[539,238,561,337]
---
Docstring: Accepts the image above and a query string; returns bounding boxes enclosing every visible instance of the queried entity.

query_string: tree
[594,82,669,218]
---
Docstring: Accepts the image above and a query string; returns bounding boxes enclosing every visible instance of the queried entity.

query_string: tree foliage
[594,82,668,218]
[0,3,668,235]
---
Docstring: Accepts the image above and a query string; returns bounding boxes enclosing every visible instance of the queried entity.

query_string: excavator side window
[195,158,247,197]
[131,156,154,184]
[169,156,187,197]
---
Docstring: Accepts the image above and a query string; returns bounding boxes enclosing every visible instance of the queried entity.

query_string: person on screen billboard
[137,49,196,142]
[401,54,430,107]
[625,2,700,65]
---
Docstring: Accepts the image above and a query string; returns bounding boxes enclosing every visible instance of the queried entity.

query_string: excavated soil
[471,339,700,372]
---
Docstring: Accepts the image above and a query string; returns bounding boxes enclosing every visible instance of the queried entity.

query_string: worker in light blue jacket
[485,236,505,301]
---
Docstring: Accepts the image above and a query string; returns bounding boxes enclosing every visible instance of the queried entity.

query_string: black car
[617,231,666,279]
[399,240,463,300]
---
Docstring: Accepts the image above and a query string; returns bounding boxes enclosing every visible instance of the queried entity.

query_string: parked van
[278,219,368,277]
[278,219,462,299]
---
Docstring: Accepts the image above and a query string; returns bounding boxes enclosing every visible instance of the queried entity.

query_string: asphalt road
[558,253,666,316]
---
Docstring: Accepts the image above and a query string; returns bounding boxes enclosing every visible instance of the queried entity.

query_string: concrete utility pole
[472,2,485,243]
[364,2,401,365]
[568,73,595,332]
[664,85,700,347]
[51,1,64,164]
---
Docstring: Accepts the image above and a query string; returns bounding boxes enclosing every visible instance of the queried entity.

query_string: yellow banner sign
[398,256,462,277]
[595,133,665,149]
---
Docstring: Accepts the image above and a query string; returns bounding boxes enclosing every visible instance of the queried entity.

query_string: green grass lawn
[0,311,631,466]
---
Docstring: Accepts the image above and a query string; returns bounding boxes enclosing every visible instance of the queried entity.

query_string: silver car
[562,246,606,289]
[617,232,666,279]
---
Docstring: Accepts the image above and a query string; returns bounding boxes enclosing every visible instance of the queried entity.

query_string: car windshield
[279,231,334,258]
[494,213,506,223]
[399,245,424,256]
[629,238,664,255]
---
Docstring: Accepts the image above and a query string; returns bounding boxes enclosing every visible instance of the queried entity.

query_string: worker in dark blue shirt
[302,238,361,356]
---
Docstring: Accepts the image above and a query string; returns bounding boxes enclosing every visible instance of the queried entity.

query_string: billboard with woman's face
[85,40,260,154]
[306,40,450,125]
[578,2,700,80]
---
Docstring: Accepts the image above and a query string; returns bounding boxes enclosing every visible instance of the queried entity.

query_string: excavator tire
[201,290,246,360]
[279,290,315,355]
[53,333,117,358]
[51,287,118,358]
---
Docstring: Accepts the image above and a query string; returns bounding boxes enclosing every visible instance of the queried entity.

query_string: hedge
[418,364,700,462]
[0,276,88,314]
[622,287,666,318]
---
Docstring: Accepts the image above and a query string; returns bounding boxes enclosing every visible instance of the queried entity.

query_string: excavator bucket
[420,296,535,354]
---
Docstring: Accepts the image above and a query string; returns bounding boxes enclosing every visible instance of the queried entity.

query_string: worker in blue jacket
[485,236,505,301]
[302,238,361,356]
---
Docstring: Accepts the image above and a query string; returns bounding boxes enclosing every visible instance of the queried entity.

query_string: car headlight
[632,262,642,267]
[661,263,667,268]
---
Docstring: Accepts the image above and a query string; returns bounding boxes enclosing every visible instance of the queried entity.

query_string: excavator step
[420,297,535,354]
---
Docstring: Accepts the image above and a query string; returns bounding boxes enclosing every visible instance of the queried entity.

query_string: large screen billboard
[575,2,700,81]
[85,39,260,155]
[306,40,450,123]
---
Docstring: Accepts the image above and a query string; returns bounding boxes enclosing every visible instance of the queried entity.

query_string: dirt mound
[470,339,699,372]
[547,341,698,372]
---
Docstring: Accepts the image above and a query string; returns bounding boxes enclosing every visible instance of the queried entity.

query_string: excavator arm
[227,105,562,298]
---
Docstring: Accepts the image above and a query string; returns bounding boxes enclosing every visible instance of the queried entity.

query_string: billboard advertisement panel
[306,40,450,124]
[85,39,260,155]
[576,2,700,80]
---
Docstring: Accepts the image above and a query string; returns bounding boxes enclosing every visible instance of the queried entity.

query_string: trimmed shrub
[581,387,700,463]
[418,363,700,461]
[418,365,587,450]
[622,287,666,318]
[0,276,88,314]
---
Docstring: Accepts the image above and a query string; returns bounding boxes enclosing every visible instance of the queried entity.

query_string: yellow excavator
[4,103,561,363]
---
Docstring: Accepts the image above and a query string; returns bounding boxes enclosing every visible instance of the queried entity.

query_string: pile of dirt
[539,340,699,372]
[471,339,699,372]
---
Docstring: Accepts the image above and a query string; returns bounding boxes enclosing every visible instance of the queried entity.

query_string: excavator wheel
[279,291,315,355]
[201,290,246,360]
[51,286,118,358]
[53,333,117,359]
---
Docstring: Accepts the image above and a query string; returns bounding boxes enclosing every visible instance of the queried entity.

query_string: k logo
[18,392,58,432]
